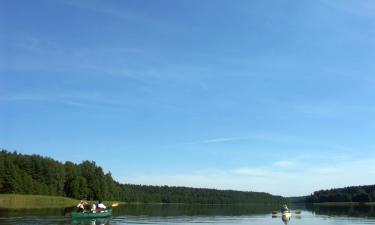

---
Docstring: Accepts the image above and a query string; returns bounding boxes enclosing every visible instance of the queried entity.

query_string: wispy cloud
[0,91,186,115]
[0,93,106,110]
[57,0,170,31]
[321,0,375,18]
[273,160,296,168]
[184,134,272,145]
[199,136,261,144]
[0,94,47,102]
[231,167,275,177]
[257,96,375,119]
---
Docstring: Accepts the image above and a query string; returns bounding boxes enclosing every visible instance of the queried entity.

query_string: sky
[1,0,375,197]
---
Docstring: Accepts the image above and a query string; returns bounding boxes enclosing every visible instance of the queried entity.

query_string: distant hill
[0,150,285,204]
[286,196,307,203]
[306,185,375,203]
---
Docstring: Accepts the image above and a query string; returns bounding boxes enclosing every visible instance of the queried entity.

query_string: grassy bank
[0,194,78,209]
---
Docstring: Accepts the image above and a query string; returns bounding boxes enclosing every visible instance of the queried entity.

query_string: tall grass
[0,194,78,209]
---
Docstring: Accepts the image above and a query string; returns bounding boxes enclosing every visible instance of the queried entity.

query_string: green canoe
[71,209,112,219]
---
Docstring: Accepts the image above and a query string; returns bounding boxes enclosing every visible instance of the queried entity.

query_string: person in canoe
[91,202,97,212]
[77,200,88,212]
[97,201,107,210]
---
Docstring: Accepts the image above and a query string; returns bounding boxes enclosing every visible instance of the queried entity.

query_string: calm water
[1,204,375,225]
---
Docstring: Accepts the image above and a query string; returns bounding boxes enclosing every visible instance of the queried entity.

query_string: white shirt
[98,203,106,209]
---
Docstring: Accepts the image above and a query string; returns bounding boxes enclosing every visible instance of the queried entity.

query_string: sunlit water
[1,204,375,225]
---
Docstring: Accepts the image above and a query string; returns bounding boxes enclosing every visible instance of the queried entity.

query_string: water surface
[1,204,375,225]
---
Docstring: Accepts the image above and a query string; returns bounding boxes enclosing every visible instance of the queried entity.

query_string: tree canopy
[0,150,285,204]
[306,185,375,203]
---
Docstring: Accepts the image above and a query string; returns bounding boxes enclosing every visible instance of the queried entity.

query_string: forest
[0,150,285,204]
[306,185,375,203]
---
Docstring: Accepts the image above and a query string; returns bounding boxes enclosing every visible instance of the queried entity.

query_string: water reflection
[72,218,110,225]
[0,207,68,217]
[306,203,375,218]
[1,203,375,224]
[281,214,290,225]
[112,203,281,217]
[270,212,292,225]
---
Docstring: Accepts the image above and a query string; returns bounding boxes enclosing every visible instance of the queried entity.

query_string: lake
[1,203,375,225]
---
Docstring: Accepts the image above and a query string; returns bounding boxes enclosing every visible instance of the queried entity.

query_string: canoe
[71,209,112,219]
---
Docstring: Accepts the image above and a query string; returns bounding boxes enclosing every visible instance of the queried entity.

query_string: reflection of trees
[113,204,281,217]
[306,204,375,218]
[0,208,66,217]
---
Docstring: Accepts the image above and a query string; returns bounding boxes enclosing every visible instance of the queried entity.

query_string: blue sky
[1,0,375,196]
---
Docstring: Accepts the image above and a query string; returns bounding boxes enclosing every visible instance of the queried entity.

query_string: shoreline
[0,194,283,210]
[0,194,124,210]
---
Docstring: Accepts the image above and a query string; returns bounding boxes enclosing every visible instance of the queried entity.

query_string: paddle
[271,210,302,215]
[111,202,119,208]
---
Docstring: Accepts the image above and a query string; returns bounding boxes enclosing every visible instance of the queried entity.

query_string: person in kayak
[281,204,289,213]
[76,200,88,212]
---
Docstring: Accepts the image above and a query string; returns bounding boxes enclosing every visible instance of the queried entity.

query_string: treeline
[306,185,375,203]
[0,150,285,204]
[286,196,306,203]
[121,184,285,204]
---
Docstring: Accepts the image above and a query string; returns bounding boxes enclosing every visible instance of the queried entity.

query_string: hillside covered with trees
[306,185,375,203]
[0,150,285,204]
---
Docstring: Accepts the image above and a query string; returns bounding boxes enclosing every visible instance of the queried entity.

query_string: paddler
[76,200,88,212]
[281,204,289,213]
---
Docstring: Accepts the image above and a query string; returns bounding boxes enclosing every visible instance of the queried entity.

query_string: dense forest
[306,185,375,203]
[0,150,285,204]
